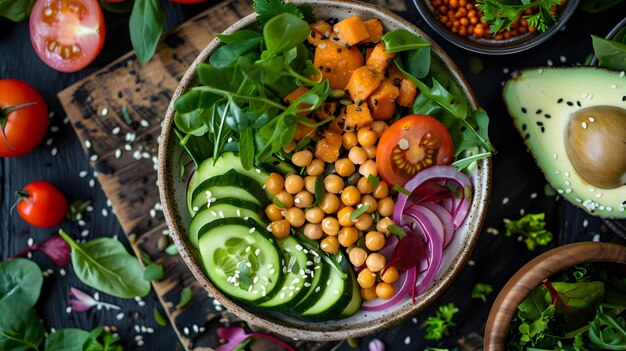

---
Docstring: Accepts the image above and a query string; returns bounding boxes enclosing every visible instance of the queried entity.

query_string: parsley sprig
[475,0,561,34]
[425,303,459,340]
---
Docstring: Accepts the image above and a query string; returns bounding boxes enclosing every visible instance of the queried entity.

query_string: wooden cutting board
[57,0,344,349]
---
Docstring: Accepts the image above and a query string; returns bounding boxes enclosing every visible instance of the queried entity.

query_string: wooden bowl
[158,0,492,341]
[484,242,626,350]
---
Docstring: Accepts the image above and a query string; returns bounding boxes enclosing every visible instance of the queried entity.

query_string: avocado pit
[564,106,626,189]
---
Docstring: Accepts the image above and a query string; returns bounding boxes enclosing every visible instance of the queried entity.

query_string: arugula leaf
[174,128,212,169]
[588,305,626,349]
[130,0,165,64]
[217,30,263,44]
[59,230,151,298]
[425,303,459,340]
[471,283,493,303]
[504,213,553,251]
[253,0,314,25]
[0,309,44,351]
[592,35,626,72]
[0,0,35,22]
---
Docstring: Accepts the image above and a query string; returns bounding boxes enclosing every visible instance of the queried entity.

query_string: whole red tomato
[17,181,68,228]
[0,80,48,158]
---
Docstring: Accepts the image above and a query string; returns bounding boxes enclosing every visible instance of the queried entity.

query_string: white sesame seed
[90,154,98,161]
[502,197,509,205]
[89,179,95,188]
[565,171,570,178]
[50,125,59,133]
[547,59,553,66]
[620,71,625,78]
[81,230,89,237]
[404,336,411,345]
[553,153,558,160]
[46,138,53,146]
[116,312,124,320]
[124,144,132,151]
[140,120,149,128]
[112,126,120,134]
[611,84,617,89]
[102,209,108,217]
[582,122,587,129]
[565,188,572,194]
[66,306,72,314]
[538,69,544,74]
[559,55,566,63]
[333,289,340,294]
[101,108,109,116]
[85,140,92,149]
[502,68,509,74]
[565,181,571,186]
[51,147,58,156]
[255,248,261,256]
[589,117,595,122]
[184,327,189,335]
[530,193,537,199]
[596,193,602,198]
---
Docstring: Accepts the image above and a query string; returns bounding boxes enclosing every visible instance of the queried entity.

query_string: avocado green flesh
[503,67,626,219]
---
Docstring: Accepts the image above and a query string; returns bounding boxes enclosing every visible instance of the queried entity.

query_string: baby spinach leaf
[592,35,626,72]
[154,307,168,327]
[401,46,431,80]
[59,230,151,299]
[129,0,165,64]
[263,13,310,58]
[0,0,35,22]
[174,110,209,136]
[0,258,42,319]
[210,37,263,68]
[143,263,164,281]
[381,29,431,53]
[253,0,313,25]
[0,308,44,351]
[45,328,90,351]
[217,30,262,44]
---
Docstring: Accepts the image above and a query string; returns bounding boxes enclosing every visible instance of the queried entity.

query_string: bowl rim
[158,0,492,341]
[484,241,626,351]
[412,0,581,55]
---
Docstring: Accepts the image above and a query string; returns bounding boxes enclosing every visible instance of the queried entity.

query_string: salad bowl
[158,0,491,341]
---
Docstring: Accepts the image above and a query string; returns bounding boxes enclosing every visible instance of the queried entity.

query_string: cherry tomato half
[17,180,68,228]
[0,79,49,158]
[30,0,106,73]
[169,0,208,4]
[376,114,453,186]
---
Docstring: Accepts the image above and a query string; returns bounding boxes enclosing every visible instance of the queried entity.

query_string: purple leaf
[369,339,386,351]
[7,234,70,267]
[216,326,296,351]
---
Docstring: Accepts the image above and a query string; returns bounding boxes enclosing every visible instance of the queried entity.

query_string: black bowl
[413,0,581,54]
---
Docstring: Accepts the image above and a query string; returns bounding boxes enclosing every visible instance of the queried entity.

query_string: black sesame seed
[567,101,573,106]
[310,31,316,38]
[544,114,551,119]
[373,99,378,106]
[386,58,393,63]
[357,100,364,106]
[345,43,351,49]
[576,101,581,107]
[319,65,324,69]
[117,91,123,98]
[557,98,563,103]
[337,121,344,127]
[536,109,542,114]
[541,127,545,133]
[525,133,530,140]
[622,96,625,102]
[356,107,362,112]
[332,37,339,41]
[337,48,343,53]
[536,121,543,126]
[522,124,527,131]
[460,126,467,132]
[521,107,527,113]
[346,126,351,131]
[325,68,331,73]
[321,35,329,40]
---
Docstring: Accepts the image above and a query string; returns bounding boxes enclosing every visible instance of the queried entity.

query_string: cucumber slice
[258,155,297,176]
[198,218,283,303]
[187,152,269,214]
[339,268,362,318]
[188,198,263,248]
[190,169,269,215]
[258,236,312,310]
[288,248,329,314]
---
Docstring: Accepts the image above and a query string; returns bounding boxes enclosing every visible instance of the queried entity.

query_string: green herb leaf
[0,308,44,351]
[239,127,255,170]
[471,283,494,303]
[176,287,193,309]
[210,37,263,68]
[59,230,151,298]
[381,29,431,53]
[253,0,314,25]
[68,200,91,222]
[153,307,168,327]
[425,303,459,340]
[392,184,411,195]
[367,174,380,189]
[504,213,553,251]
[311,174,325,207]
[217,30,263,44]
[592,35,626,72]
[165,244,178,255]
[588,304,626,348]
[143,263,164,281]
[272,195,287,209]
[350,204,370,221]
[263,13,310,58]
[387,224,407,239]
[45,328,90,351]
[0,259,43,319]
[0,0,35,22]
[130,0,165,63]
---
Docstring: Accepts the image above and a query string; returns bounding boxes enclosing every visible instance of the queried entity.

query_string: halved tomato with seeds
[30,0,105,73]
[376,114,453,186]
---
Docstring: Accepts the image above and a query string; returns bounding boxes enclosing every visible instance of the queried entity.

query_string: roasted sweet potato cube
[284,86,311,116]
[368,80,400,120]
[360,19,384,44]
[315,131,343,162]
[293,118,317,140]
[345,66,382,104]
[396,78,417,107]
[333,16,370,46]
[313,41,364,89]
[343,103,373,130]
[314,102,337,121]
[366,42,396,74]
[311,20,332,37]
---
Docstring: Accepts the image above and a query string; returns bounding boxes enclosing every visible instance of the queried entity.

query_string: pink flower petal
[369,339,385,351]
[69,287,96,312]
[216,326,249,351]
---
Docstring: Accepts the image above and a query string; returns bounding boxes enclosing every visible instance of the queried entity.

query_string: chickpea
[303,223,323,240]
[359,160,378,178]
[355,212,373,231]
[357,128,377,147]
[357,177,374,194]
[341,186,361,206]
[370,121,388,137]
[365,231,386,251]
[349,247,367,267]
[284,174,304,194]
[361,287,377,301]
[319,193,340,214]
[378,197,395,217]
[275,191,293,208]
[363,145,377,159]
[348,146,368,165]
[291,150,313,167]
[320,236,339,254]
[324,174,344,194]
[304,175,317,193]
[376,217,394,234]
[337,206,355,227]
[306,158,325,176]
[360,194,378,213]
[321,217,340,235]
[338,227,359,247]
[357,268,376,289]
[265,204,284,221]
[372,181,388,199]
[366,253,386,272]
[283,140,296,153]
[270,220,291,239]
[265,173,285,194]
[381,266,399,283]
[294,191,314,208]
[335,158,355,178]
[285,207,305,228]
[342,131,359,150]
[376,282,395,300]
[305,206,324,224]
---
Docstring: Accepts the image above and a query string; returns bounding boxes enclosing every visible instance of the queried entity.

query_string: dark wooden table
[1,1,624,350]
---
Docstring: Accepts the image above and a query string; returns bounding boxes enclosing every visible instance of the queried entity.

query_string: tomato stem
[0,102,39,151]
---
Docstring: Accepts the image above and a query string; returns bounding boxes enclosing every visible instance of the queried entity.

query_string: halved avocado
[503,67,626,219]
